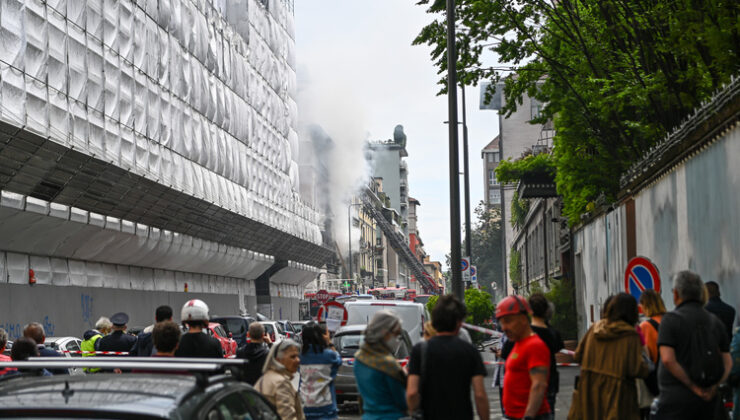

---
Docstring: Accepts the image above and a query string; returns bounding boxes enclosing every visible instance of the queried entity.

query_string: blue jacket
[299,347,342,419]
[354,360,407,420]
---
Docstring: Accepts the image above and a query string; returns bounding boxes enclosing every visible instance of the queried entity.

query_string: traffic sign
[316,301,348,332]
[624,256,661,301]
[316,289,331,305]
[471,266,478,284]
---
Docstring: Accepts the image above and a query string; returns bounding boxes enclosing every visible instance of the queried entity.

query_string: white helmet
[181,299,209,322]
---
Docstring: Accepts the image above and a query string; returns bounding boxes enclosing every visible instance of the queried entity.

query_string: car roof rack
[0,357,249,388]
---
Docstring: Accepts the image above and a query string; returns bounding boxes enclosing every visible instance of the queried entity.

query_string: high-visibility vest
[81,334,102,373]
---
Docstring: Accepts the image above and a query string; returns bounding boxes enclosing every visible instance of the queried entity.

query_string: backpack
[683,313,725,388]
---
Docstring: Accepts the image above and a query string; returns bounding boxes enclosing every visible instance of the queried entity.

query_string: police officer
[96,312,137,355]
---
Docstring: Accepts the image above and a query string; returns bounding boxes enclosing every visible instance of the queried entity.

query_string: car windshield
[335,333,363,356]
[222,318,246,335]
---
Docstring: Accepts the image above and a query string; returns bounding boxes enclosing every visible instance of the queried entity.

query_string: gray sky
[295,1,499,268]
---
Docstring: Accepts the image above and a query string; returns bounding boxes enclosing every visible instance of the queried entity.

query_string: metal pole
[461,84,472,263]
[446,0,463,301]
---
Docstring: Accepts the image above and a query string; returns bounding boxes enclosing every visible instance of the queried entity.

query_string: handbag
[636,378,654,409]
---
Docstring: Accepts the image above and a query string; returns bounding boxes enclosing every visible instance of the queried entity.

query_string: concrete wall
[0,283,240,340]
[573,124,740,336]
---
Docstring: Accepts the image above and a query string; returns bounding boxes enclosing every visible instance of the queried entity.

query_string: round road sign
[316,301,348,332]
[624,256,661,301]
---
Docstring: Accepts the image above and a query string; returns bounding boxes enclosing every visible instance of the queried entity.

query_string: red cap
[495,295,532,319]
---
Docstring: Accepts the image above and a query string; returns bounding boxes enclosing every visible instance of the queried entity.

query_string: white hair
[262,339,301,374]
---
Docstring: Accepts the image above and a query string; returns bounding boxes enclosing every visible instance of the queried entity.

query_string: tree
[415,0,740,222]
[463,203,504,296]
[426,289,495,344]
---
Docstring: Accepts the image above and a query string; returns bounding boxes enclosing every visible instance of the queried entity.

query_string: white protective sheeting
[0,0,318,244]
[0,190,274,280]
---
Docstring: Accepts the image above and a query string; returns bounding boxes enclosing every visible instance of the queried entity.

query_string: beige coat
[567,319,650,420]
[255,368,305,420]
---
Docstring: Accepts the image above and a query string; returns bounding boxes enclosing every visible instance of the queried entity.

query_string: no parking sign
[624,256,661,300]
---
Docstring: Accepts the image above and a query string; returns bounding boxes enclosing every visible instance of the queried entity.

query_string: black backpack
[645,319,660,395]
[683,313,725,388]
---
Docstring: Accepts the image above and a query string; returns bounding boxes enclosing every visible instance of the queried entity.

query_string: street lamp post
[446,0,464,301]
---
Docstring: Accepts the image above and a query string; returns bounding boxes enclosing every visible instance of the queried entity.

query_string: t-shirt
[657,301,729,405]
[503,333,551,418]
[639,315,662,363]
[175,332,223,358]
[408,335,486,420]
[532,325,564,395]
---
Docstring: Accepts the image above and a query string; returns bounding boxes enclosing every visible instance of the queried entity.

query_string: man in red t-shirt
[496,295,551,420]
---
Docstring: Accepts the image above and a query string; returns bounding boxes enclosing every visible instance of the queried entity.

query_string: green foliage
[415,0,740,223]
[462,203,504,295]
[509,248,522,292]
[464,288,496,344]
[426,294,439,317]
[545,279,578,340]
[496,153,556,184]
[510,192,530,229]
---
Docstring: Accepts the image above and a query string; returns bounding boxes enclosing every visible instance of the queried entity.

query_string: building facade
[482,136,502,206]
[479,82,563,293]
[0,0,331,335]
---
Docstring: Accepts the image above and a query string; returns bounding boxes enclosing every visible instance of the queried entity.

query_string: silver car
[45,336,85,375]
[332,325,413,404]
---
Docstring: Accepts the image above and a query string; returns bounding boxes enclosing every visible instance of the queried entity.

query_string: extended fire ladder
[361,188,437,294]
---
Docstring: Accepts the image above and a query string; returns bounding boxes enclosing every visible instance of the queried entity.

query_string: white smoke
[297,66,370,258]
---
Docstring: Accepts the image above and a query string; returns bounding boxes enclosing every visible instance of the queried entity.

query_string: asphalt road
[338,352,578,420]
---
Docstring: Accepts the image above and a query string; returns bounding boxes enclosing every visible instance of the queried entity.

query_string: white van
[344,300,427,345]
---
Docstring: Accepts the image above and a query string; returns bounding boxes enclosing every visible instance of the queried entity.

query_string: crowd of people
[2,269,740,420]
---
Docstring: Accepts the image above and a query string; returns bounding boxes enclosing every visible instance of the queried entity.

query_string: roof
[408,197,420,205]
[0,374,198,418]
[481,135,500,155]
[335,325,367,335]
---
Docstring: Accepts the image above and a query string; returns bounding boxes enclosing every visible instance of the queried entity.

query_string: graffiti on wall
[1,315,55,339]
[81,293,94,326]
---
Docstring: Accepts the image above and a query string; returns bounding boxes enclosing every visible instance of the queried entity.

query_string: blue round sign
[461,259,469,272]
[624,256,661,301]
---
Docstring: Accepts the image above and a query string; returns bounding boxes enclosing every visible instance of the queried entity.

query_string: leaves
[415,0,740,223]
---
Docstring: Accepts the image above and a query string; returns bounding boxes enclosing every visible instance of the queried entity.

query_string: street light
[348,202,363,284]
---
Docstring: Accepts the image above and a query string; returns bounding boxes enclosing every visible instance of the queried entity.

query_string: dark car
[0,360,279,419]
[332,325,413,403]
[211,315,257,347]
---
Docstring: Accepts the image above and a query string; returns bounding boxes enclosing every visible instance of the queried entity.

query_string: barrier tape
[342,357,578,368]
[61,351,130,355]
[462,323,502,337]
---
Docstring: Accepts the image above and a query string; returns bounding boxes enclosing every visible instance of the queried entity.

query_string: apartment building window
[488,169,498,186]
[531,98,544,120]
[486,151,501,163]
[489,188,501,204]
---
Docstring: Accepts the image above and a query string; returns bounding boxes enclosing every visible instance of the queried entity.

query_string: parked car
[0,362,280,419]
[44,336,85,375]
[2,341,11,356]
[345,300,427,344]
[332,325,413,404]
[260,321,287,344]
[277,321,302,345]
[211,315,257,347]
[290,321,310,336]
[207,323,237,358]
